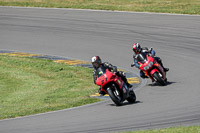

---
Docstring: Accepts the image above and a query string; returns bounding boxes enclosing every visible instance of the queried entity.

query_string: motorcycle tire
[127,90,136,103]
[107,87,123,106]
[153,72,166,86]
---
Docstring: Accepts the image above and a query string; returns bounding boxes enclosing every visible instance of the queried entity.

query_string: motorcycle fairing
[137,53,166,81]
[96,67,128,100]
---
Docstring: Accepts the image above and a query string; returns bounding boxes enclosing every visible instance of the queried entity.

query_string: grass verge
[0,0,200,15]
[0,55,100,120]
[118,126,200,133]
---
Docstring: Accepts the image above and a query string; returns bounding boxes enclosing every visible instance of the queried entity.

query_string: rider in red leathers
[91,56,132,96]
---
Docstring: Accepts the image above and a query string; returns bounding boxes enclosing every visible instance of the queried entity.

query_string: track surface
[0,7,200,133]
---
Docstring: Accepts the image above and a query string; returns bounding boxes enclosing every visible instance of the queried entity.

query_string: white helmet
[91,56,102,69]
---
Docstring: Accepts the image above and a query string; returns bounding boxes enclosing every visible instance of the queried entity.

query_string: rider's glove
[113,66,117,73]
[149,47,156,57]
[131,63,135,67]
[149,47,153,52]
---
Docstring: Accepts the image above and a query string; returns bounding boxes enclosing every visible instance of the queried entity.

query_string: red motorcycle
[96,67,136,106]
[132,53,167,86]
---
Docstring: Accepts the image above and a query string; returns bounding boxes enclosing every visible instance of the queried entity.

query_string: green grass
[0,55,100,119]
[0,0,200,15]
[118,126,200,133]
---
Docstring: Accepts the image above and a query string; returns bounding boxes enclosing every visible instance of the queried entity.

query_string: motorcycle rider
[92,56,132,96]
[132,43,169,79]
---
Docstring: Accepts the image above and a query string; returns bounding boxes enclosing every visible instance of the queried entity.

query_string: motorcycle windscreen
[96,66,107,77]
[136,53,147,64]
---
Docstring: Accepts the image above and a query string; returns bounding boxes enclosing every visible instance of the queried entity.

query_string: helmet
[132,43,141,54]
[91,56,102,69]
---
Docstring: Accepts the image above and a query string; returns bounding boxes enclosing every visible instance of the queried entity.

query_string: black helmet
[91,56,102,69]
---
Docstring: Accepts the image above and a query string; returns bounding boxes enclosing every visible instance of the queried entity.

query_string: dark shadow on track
[109,101,142,107]
[147,81,176,87]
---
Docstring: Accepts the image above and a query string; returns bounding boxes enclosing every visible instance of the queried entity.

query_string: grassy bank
[0,0,200,15]
[118,126,200,133]
[0,55,100,119]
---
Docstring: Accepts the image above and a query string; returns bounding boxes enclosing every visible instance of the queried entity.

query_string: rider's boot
[157,58,169,72]
[98,88,106,96]
[140,71,148,79]
[127,83,133,88]
[141,75,148,79]
[164,67,169,72]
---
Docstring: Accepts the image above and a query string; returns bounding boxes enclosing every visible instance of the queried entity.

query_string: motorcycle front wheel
[153,72,166,86]
[107,87,123,106]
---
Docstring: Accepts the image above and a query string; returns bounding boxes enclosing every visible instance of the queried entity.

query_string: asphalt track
[0,7,200,133]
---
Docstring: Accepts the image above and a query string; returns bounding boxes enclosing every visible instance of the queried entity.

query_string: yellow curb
[54,60,90,65]
[90,93,109,97]
[0,53,9,55]
[117,68,128,72]
[0,52,41,57]
[127,77,140,84]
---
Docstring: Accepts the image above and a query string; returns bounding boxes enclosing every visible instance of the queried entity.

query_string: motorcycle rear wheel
[107,87,123,106]
[153,72,165,86]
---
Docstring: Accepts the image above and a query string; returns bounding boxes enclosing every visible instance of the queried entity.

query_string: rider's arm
[133,54,140,69]
[134,58,140,69]
[142,47,156,57]
[93,70,97,84]
[104,62,117,72]
[142,47,149,52]
[149,47,156,56]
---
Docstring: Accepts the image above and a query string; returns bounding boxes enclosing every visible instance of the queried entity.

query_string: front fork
[157,64,166,80]
[147,63,166,82]
[111,84,121,101]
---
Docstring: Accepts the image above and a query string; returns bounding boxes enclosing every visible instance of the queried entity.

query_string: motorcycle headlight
[149,61,153,67]
[144,66,149,70]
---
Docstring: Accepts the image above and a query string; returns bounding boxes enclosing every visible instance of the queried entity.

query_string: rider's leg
[154,57,169,72]
[140,70,147,78]
[117,71,132,88]
[98,88,106,96]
